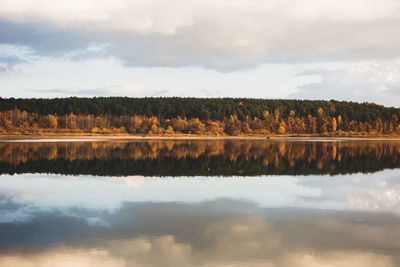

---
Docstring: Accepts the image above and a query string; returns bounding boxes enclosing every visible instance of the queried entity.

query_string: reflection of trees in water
[0,140,400,176]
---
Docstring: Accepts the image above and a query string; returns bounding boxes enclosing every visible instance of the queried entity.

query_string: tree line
[0,97,400,135]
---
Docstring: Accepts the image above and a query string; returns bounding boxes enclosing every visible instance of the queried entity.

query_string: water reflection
[1,140,400,266]
[0,200,399,267]
[1,140,400,176]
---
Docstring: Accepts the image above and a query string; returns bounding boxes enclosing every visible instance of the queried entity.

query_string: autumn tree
[47,114,58,129]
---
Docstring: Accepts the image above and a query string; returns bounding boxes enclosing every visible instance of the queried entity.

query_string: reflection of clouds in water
[20,174,146,188]
[0,191,37,201]
[0,174,320,214]
[105,176,146,187]
[298,170,400,211]
[348,187,400,210]
[1,243,394,267]
[0,192,38,222]
[1,248,125,267]
[2,172,400,215]
[107,236,192,267]
[0,200,399,266]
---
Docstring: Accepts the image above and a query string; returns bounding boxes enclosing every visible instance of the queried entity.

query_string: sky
[0,0,400,107]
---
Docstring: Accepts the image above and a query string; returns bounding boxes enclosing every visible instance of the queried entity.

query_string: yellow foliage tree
[278,122,286,134]
[47,114,58,129]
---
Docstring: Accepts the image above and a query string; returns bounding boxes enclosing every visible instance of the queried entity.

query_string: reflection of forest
[1,140,400,176]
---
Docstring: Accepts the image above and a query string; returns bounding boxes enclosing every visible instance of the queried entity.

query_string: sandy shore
[1,134,400,141]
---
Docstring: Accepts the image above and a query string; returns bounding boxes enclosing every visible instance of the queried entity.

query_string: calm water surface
[0,139,400,266]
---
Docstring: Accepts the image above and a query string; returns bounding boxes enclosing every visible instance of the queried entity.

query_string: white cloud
[1,0,400,70]
[30,83,164,97]
[292,63,400,107]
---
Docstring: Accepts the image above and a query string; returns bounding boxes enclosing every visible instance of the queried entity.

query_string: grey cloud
[1,2,400,71]
[0,20,90,57]
[0,54,25,72]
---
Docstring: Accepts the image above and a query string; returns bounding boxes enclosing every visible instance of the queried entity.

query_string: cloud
[1,1,400,70]
[0,54,25,72]
[291,63,400,107]
[28,83,228,97]
[0,20,90,57]
[30,83,168,97]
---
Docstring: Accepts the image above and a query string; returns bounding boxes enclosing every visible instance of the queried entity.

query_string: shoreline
[1,134,400,141]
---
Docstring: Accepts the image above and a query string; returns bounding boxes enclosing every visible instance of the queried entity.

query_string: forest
[0,97,400,136]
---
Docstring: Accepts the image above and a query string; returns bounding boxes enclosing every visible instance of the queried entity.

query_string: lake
[0,139,399,266]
